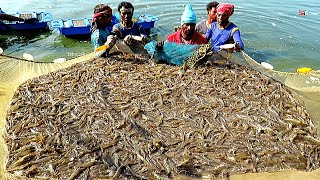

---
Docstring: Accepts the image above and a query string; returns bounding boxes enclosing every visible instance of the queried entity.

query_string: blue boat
[0,12,53,31]
[50,14,158,36]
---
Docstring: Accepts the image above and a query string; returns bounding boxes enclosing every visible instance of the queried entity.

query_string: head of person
[206,1,219,22]
[91,4,112,33]
[180,4,197,39]
[118,1,134,24]
[216,3,234,26]
[93,4,112,26]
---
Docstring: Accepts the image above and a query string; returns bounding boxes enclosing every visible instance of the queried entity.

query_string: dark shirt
[112,22,146,39]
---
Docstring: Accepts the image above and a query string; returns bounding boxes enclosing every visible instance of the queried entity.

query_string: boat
[50,14,158,36]
[0,12,53,31]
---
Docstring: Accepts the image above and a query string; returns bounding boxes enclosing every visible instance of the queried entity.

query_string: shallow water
[0,0,319,72]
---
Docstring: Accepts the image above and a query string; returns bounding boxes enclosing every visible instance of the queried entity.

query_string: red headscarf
[216,3,234,17]
[93,9,112,22]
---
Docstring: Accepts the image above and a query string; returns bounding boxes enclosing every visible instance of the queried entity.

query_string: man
[206,3,244,52]
[0,8,37,23]
[166,4,207,45]
[111,1,147,45]
[196,1,219,36]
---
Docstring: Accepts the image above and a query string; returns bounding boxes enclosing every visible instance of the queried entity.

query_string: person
[166,4,207,45]
[0,8,37,23]
[90,4,116,57]
[111,1,147,45]
[206,3,244,52]
[195,1,219,36]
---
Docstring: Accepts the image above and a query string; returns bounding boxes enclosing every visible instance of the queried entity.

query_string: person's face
[216,12,230,25]
[120,8,133,23]
[98,13,112,25]
[208,8,217,21]
[181,23,196,38]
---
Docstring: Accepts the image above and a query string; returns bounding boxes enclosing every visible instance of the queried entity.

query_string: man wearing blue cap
[166,4,207,45]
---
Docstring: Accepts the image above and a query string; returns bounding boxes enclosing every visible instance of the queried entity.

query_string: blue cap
[181,4,197,25]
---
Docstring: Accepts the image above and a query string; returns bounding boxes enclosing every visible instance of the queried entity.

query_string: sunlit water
[0,0,319,72]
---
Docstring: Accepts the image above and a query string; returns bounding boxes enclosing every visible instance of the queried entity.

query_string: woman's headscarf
[216,3,234,16]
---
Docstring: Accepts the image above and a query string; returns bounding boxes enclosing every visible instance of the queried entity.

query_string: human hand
[124,35,132,45]
[23,18,38,24]
[156,41,164,50]
[141,36,147,44]
[234,43,241,52]
[106,35,117,47]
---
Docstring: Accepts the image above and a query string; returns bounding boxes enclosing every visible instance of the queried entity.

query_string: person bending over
[90,4,117,57]
[111,1,147,45]
[206,3,244,52]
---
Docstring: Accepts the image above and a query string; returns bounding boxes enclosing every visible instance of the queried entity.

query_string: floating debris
[22,53,34,61]
[261,62,274,70]
[5,55,320,179]
[53,58,66,63]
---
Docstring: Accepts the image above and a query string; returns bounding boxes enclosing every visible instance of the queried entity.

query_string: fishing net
[0,43,320,179]
[239,51,320,133]
[144,41,210,67]
[144,40,320,137]
[0,53,94,179]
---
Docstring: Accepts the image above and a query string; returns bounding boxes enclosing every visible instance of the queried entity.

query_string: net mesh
[144,41,200,66]
[239,51,320,131]
[0,53,94,179]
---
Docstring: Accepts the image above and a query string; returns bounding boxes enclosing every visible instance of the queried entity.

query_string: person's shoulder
[208,22,217,29]
[93,29,109,37]
[133,22,141,28]
[166,31,180,41]
[196,20,205,30]
[196,19,206,27]
[113,23,121,28]
[226,22,237,30]
[212,21,218,26]
[112,23,122,32]
[169,30,180,37]
[133,22,144,31]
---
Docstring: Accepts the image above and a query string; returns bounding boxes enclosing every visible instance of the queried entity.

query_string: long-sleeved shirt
[91,28,110,50]
[206,21,244,52]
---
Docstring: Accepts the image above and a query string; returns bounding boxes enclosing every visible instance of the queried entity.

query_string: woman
[90,4,116,56]
[206,3,244,52]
